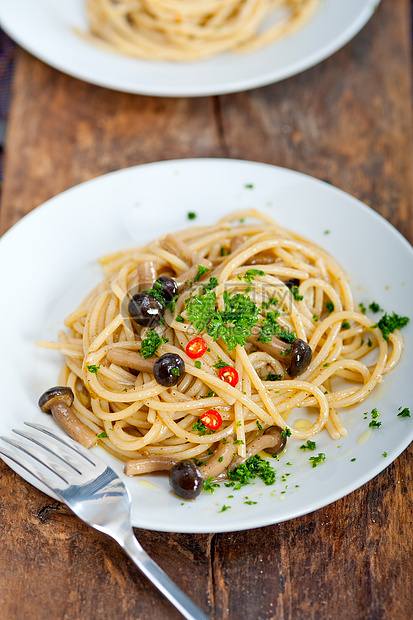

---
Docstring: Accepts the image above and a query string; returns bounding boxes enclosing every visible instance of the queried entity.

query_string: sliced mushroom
[106,348,155,373]
[230,235,246,254]
[249,334,312,376]
[199,439,235,480]
[38,386,97,448]
[125,456,178,476]
[245,252,276,265]
[138,261,157,291]
[230,426,286,469]
[161,235,198,267]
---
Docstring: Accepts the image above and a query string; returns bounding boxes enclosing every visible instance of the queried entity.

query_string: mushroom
[161,235,199,267]
[125,456,178,476]
[249,334,312,377]
[137,261,157,291]
[106,348,156,373]
[230,427,286,469]
[38,386,97,448]
[198,439,235,480]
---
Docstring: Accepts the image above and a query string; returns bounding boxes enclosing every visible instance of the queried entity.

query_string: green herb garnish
[309,453,326,468]
[258,310,295,345]
[299,440,316,451]
[194,265,210,282]
[192,419,214,436]
[96,431,108,439]
[228,455,276,488]
[397,407,411,418]
[87,364,101,374]
[243,269,265,284]
[187,212,196,220]
[140,330,168,359]
[369,301,381,313]
[373,312,409,340]
[291,286,303,301]
[281,428,291,438]
[326,301,334,314]
[263,373,283,381]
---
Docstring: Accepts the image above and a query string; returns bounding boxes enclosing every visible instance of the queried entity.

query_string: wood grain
[0,0,412,618]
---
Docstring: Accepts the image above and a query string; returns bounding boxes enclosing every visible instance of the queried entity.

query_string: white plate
[0,0,379,96]
[0,158,412,533]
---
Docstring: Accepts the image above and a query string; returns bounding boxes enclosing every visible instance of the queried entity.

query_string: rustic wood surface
[0,0,412,618]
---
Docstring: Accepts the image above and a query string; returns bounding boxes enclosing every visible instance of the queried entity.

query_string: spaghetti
[83,0,320,61]
[38,210,406,493]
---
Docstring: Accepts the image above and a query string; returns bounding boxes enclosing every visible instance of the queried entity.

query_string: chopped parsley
[256,420,263,431]
[200,390,216,399]
[373,311,409,340]
[219,505,231,512]
[359,302,367,315]
[351,458,356,462]
[245,500,257,505]
[142,280,167,308]
[342,320,351,330]
[140,330,168,359]
[259,310,295,345]
[243,269,265,283]
[245,183,254,189]
[201,277,218,292]
[213,356,228,369]
[220,246,229,257]
[186,288,260,351]
[187,212,196,220]
[309,453,326,468]
[290,286,303,301]
[192,419,214,436]
[194,265,210,282]
[263,373,283,381]
[175,315,185,323]
[228,455,276,489]
[382,452,387,458]
[171,367,180,376]
[369,301,382,313]
[299,440,316,451]
[96,431,108,439]
[397,407,410,418]
[203,477,220,493]
[326,301,334,314]
[369,420,382,428]
[194,360,202,369]
[87,364,100,374]
[281,428,291,438]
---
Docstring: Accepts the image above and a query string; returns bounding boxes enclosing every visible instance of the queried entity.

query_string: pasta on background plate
[38,209,407,499]
[83,0,320,61]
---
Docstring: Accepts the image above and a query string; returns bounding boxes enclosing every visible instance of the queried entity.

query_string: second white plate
[0,0,379,96]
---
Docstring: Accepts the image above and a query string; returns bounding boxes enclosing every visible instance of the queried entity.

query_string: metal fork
[0,423,209,620]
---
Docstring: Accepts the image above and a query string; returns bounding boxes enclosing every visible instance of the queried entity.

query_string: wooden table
[1,1,412,618]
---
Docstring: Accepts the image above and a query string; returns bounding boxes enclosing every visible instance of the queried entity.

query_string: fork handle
[122,529,209,620]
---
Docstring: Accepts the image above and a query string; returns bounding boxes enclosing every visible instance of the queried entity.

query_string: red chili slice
[186,337,208,359]
[201,410,223,431]
[218,366,239,387]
